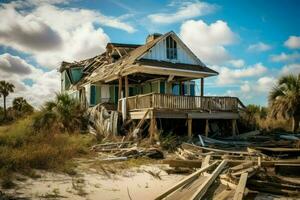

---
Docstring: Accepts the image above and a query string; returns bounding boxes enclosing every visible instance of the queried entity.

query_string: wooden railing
[118,93,245,112]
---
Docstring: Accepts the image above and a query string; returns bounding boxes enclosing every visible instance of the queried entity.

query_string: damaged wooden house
[59,31,245,140]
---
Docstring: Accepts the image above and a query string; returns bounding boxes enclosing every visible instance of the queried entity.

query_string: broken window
[166,36,177,60]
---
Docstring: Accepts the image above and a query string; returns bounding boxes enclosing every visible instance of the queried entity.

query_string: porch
[118,93,245,139]
[118,93,245,117]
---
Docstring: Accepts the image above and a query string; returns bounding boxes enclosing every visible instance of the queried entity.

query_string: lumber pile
[158,142,300,200]
[91,141,164,160]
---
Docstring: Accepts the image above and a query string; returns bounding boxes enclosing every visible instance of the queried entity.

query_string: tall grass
[0,114,95,186]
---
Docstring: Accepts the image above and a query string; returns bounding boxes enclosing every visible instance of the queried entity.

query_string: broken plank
[190,160,228,200]
[229,161,254,172]
[231,165,259,177]
[155,161,218,200]
[164,159,300,168]
[233,172,248,200]
[182,143,251,155]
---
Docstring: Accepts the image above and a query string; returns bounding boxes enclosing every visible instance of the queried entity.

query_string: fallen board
[163,159,300,168]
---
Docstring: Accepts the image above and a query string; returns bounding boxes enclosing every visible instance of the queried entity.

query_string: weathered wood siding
[141,36,198,65]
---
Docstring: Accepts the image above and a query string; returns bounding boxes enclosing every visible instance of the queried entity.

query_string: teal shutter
[160,81,165,94]
[190,84,195,96]
[90,85,96,105]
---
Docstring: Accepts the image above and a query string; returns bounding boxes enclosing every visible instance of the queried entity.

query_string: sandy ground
[2,158,185,200]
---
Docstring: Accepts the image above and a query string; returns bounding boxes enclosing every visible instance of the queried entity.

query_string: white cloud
[0,53,60,108]
[247,42,271,52]
[180,20,237,65]
[270,52,300,62]
[0,1,136,68]
[213,62,268,85]
[238,76,275,100]
[280,63,300,75]
[148,1,216,24]
[240,82,251,93]
[256,76,276,92]
[228,59,245,68]
[0,53,33,74]
[284,36,300,49]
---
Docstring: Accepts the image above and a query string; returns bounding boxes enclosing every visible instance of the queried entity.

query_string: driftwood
[233,172,248,200]
[190,160,228,200]
[155,161,218,200]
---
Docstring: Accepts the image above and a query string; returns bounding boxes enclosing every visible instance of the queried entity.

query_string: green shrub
[0,115,95,181]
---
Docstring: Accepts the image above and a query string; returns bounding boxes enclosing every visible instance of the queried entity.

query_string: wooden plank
[190,160,228,200]
[155,161,218,200]
[118,77,122,100]
[205,119,209,137]
[229,161,254,172]
[164,159,300,168]
[182,143,250,155]
[233,172,248,200]
[131,109,150,138]
[125,75,129,98]
[188,118,192,139]
[232,119,236,136]
[213,189,233,200]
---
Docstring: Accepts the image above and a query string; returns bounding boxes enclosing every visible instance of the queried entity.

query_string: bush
[0,115,95,181]
[33,93,87,134]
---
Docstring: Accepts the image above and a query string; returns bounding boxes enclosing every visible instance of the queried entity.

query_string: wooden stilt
[149,111,158,143]
[118,77,122,99]
[124,75,129,98]
[232,119,237,136]
[187,118,192,139]
[205,119,209,137]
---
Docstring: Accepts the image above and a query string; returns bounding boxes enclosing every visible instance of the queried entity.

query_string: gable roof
[61,31,219,87]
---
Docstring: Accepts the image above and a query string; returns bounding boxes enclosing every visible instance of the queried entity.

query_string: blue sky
[0,0,300,107]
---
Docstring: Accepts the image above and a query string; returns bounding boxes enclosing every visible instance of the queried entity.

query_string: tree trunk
[3,95,6,120]
[292,115,300,133]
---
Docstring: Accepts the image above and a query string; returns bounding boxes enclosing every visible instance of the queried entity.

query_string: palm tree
[33,93,86,133]
[12,97,34,114]
[0,81,15,120]
[269,74,300,132]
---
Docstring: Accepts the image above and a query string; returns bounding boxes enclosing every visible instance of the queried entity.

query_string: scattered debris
[157,131,300,199]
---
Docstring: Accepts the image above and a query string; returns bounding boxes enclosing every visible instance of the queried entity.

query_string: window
[90,85,96,105]
[166,36,177,60]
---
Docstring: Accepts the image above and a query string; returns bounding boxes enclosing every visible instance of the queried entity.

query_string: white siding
[101,84,110,102]
[84,83,91,106]
[141,37,198,65]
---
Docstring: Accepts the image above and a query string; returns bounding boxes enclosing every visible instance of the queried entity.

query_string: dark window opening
[166,36,177,60]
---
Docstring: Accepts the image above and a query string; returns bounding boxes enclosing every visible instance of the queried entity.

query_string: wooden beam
[131,109,150,138]
[164,159,300,168]
[232,119,237,136]
[190,160,228,200]
[205,119,209,137]
[149,111,158,142]
[155,161,218,200]
[188,118,192,139]
[167,75,175,82]
[125,75,129,98]
[200,78,204,96]
[118,77,122,99]
[233,172,248,200]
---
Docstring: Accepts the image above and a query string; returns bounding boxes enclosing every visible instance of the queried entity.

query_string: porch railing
[118,93,245,112]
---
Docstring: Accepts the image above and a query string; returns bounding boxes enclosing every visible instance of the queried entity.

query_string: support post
[149,111,158,143]
[125,75,129,98]
[188,118,192,139]
[232,119,237,136]
[205,119,209,137]
[118,77,122,99]
[200,78,204,97]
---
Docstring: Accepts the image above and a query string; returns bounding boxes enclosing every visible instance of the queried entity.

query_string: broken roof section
[60,31,218,87]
